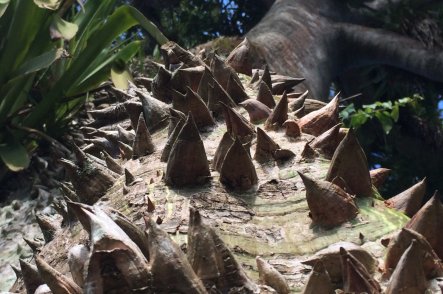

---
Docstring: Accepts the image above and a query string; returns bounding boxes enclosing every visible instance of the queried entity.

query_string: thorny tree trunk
[244,0,443,100]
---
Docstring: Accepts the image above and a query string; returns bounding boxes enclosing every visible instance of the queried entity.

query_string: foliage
[0,0,167,173]
[340,94,424,134]
[131,0,269,49]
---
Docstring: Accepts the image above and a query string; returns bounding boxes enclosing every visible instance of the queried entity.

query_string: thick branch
[341,24,443,83]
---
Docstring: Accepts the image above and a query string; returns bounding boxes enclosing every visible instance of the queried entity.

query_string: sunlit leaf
[375,111,394,134]
[12,48,64,77]
[0,138,30,171]
[391,104,399,122]
[111,60,132,90]
[0,0,10,17]
[350,110,369,127]
[50,14,79,40]
[33,0,61,10]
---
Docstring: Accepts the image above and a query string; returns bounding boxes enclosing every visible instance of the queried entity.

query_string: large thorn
[210,53,242,90]
[118,141,133,160]
[298,94,340,136]
[302,242,377,284]
[256,81,276,109]
[226,73,248,103]
[117,125,135,145]
[20,259,44,294]
[220,137,258,191]
[301,261,334,294]
[220,102,255,141]
[239,99,271,124]
[340,247,381,293]
[385,177,426,217]
[170,65,205,93]
[385,240,427,294]
[135,89,170,132]
[197,66,214,102]
[310,123,342,159]
[132,113,155,158]
[100,150,123,175]
[35,213,58,243]
[207,78,236,117]
[256,256,290,294]
[160,41,205,68]
[325,128,372,197]
[369,168,391,189]
[254,127,280,163]
[161,116,185,163]
[151,66,172,103]
[385,228,443,279]
[35,255,83,294]
[265,91,288,130]
[165,113,211,187]
[212,132,235,172]
[405,192,443,259]
[122,98,143,130]
[145,217,207,293]
[298,172,359,228]
[226,37,255,76]
[288,90,308,111]
[187,208,257,292]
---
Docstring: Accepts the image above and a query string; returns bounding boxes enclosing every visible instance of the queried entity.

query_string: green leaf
[0,0,10,17]
[33,0,61,10]
[391,104,400,122]
[111,60,132,90]
[0,138,30,171]
[12,48,64,77]
[375,111,394,134]
[50,14,78,40]
[350,110,369,128]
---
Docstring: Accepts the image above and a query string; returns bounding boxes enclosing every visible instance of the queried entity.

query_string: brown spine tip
[183,86,215,129]
[161,116,185,162]
[160,41,205,68]
[220,102,255,140]
[146,217,207,293]
[310,123,342,159]
[197,67,213,102]
[187,208,257,292]
[326,128,372,197]
[385,177,426,217]
[210,53,240,90]
[385,228,443,279]
[259,65,272,90]
[239,99,271,124]
[123,99,143,130]
[254,127,280,163]
[256,256,290,294]
[298,94,340,136]
[118,141,133,160]
[135,89,170,132]
[125,168,136,186]
[385,240,427,294]
[132,112,155,158]
[226,73,248,104]
[152,66,172,103]
[283,119,301,138]
[301,261,334,294]
[288,90,308,111]
[226,37,254,76]
[20,259,44,294]
[257,81,276,109]
[35,255,83,294]
[220,137,258,191]
[301,142,318,160]
[405,191,443,259]
[207,78,236,117]
[117,124,136,145]
[213,132,235,172]
[35,214,58,243]
[340,247,381,293]
[165,113,211,187]
[369,168,391,189]
[23,236,43,253]
[298,172,359,228]
[101,151,123,175]
[265,91,288,131]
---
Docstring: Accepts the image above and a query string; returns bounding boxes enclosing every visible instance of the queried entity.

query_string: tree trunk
[238,0,443,100]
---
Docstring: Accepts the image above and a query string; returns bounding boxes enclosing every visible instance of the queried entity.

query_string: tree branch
[341,24,443,83]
